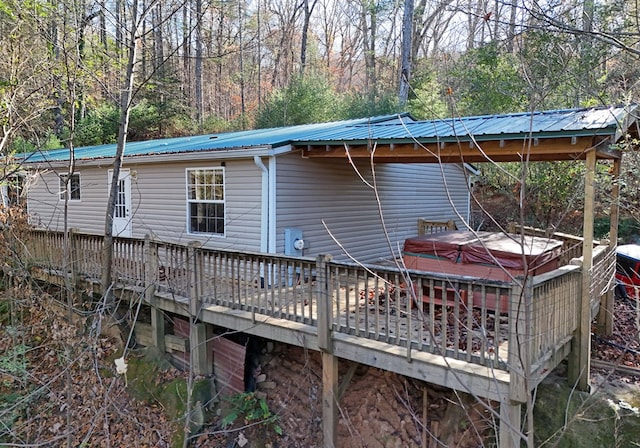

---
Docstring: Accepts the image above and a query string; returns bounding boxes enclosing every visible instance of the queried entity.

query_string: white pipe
[268,156,277,253]
[254,156,269,253]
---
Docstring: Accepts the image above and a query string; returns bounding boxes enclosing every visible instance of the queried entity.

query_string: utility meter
[293,238,305,251]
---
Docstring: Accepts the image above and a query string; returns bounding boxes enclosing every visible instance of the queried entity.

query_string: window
[186,168,225,235]
[59,173,80,201]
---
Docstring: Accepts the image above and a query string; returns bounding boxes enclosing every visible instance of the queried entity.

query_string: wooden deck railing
[507,223,589,265]
[20,229,602,381]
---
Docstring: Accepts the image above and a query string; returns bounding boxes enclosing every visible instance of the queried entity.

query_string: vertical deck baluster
[305,263,312,322]
[480,285,488,364]
[276,259,283,319]
[374,275,380,340]
[427,278,436,353]
[258,256,265,312]
[290,259,296,319]
[393,273,401,346]
[384,274,390,343]
[269,261,275,314]
[242,255,248,309]
[439,279,447,356]
[354,269,362,336]
[413,276,422,351]
[405,274,412,360]
[453,281,460,359]
[465,284,473,362]
[332,266,348,332]
[343,267,351,334]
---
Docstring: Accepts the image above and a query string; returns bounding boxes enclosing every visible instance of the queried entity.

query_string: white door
[108,169,132,237]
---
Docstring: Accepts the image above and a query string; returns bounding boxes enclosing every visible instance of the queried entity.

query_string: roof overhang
[22,144,290,169]
[293,105,639,164]
[295,134,621,163]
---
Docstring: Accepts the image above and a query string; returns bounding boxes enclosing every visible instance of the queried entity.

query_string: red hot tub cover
[460,232,564,269]
[402,231,491,262]
[403,230,563,270]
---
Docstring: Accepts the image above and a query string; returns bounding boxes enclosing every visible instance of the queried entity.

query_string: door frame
[108,168,132,237]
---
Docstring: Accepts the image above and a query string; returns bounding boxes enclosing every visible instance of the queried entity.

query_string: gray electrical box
[284,228,304,256]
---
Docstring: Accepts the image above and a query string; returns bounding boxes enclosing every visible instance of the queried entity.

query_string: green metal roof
[290,105,638,145]
[23,114,412,163]
[22,106,637,164]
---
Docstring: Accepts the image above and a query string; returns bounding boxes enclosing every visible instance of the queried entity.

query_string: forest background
[2,0,640,235]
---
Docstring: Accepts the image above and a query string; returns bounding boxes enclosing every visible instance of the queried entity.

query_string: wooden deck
[17,229,616,447]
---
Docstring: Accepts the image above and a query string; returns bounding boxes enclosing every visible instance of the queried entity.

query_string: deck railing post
[316,254,333,352]
[508,278,528,402]
[144,235,165,352]
[504,277,529,447]
[187,241,202,317]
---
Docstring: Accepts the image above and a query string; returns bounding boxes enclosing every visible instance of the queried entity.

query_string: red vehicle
[615,244,640,299]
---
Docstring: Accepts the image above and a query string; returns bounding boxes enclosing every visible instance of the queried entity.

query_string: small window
[186,168,225,235]
[59,173,81,201]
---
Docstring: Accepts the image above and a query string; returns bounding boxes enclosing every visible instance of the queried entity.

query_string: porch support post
[569,149,595,391]
[144,235,165,352]
[499,401,522,448]
[322,352,338,448]
[597,157,620,336]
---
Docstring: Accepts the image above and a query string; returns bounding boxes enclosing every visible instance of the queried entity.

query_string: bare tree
[299,0,319,75]
[399,0,414,107]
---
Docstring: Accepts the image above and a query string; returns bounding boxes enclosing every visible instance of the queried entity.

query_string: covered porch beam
[298,136,619,164]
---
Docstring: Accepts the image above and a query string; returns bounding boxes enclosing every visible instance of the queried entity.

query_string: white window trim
[59,173,81,202]
[185,167,226,237]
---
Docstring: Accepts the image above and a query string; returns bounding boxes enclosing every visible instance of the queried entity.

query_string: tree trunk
[506,0,518,53]
[101,1,140,303]
[195,0,203,126]
[398,0,414,107]
[182,0,192,110]
[300,0,318,75]
[361,2,377,96]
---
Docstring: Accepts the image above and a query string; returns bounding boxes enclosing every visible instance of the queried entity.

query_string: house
[22,113,473,264]
[17,105,640,447]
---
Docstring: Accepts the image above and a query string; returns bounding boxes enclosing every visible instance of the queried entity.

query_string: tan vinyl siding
[27,167,108,234]
[27,159,263,252]
[275,154,469,264]
[128,160,262,251]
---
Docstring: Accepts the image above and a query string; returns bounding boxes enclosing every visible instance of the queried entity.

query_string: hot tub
[403,230,564,312]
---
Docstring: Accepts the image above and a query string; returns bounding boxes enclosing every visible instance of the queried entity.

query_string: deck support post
[144,236,165,352]
[597,157,620,336]
[317,254,337,447]
[569,149,595,392]
[499,400,522,448]
[191,322,212,376]
[322,352,338,448]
